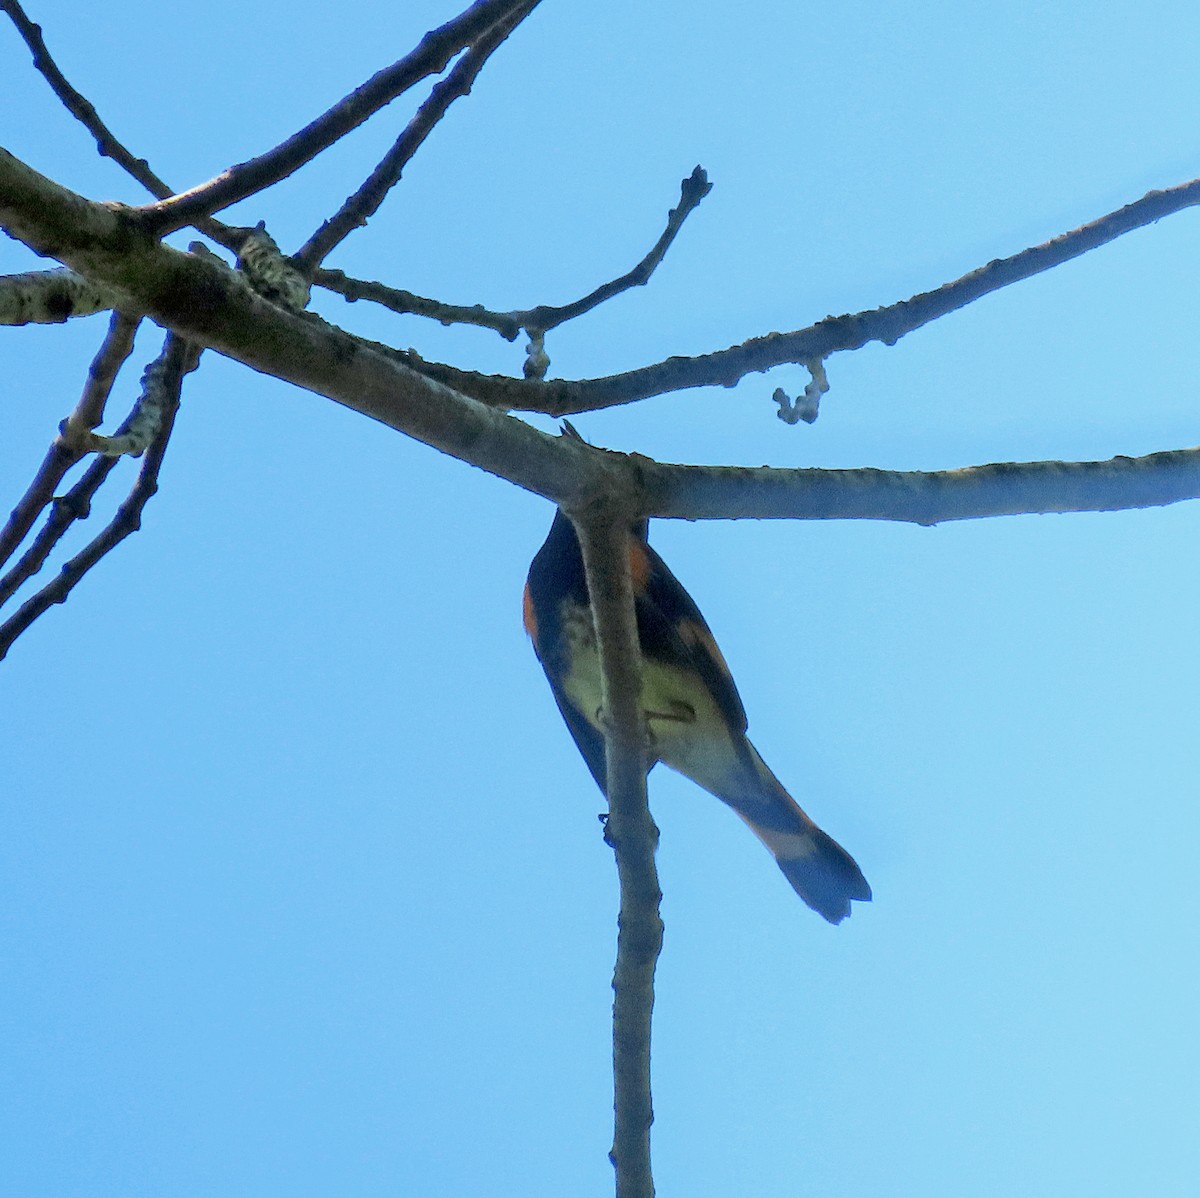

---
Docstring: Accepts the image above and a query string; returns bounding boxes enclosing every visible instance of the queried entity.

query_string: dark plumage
[524,510,870,924]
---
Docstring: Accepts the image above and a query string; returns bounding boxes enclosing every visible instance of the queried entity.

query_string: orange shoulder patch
[627,539,652,591]
[522,583,537,639]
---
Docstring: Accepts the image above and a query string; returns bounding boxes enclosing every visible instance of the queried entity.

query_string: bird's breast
[551,598,744,791]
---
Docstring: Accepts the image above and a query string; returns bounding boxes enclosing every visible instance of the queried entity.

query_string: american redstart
[524,509,870,923]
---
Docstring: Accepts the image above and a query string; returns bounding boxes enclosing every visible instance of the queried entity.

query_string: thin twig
[0,443,122,609]
[521,166,712,335]
[311,167,712,340]
[0,334,196,661]
[0,309,139,575]
[312,268,526,339]
[136,0,542,234]
[0,0,244,252]
[294,0,539,272]
[63,311,142,443]
[1,0,170,196]
[0,328,188,608]
[572,510,660,1198]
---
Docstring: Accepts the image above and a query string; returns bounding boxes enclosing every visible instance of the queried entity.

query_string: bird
[523,509,871,924]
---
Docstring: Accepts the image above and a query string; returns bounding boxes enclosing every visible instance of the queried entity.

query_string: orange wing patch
[677,616,737,690]
[522,583,538,640]
[627,538,652,591]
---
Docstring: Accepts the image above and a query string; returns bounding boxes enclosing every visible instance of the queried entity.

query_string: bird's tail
[718,742,871,924]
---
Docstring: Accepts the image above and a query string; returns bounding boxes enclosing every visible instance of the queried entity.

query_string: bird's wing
[632,537,750,737]
[547,679,608,793]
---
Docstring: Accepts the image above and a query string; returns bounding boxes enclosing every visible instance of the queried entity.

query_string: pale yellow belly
[556,604,743,793]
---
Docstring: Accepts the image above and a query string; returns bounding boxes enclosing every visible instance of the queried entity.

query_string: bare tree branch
[0,325,180,611]
[1,0,171,197]
[0,146,609,506]
[0,268,116,325]
[294,0,539,273]
[843,177,1200,351]
[313,267,527,339]
[394,174,1200,416]
[521,166,713,336]
[8,148,1200,532]
[0,309,138,576]
[642,445,1200,524]
[572,509,660,1198]
[0,0,245,253]
[312,166,712,341]
[0,332,196,661]
[0,442,122,610]
[64,311,141,438]
[135,0,543,234]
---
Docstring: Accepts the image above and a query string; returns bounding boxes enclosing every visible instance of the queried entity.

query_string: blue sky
[3,2,1199,1195]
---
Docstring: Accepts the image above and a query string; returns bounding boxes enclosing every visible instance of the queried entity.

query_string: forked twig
[295,0,540,272]
[136,0,542,234]
[63,311,143,444]
[0,309,139,574]
[385,173,1200,416]
[0,333,197,657]
[313,166,713,341]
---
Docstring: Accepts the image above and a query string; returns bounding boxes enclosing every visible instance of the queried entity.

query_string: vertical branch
[64,310,142,441]
[573,511,661,1198]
